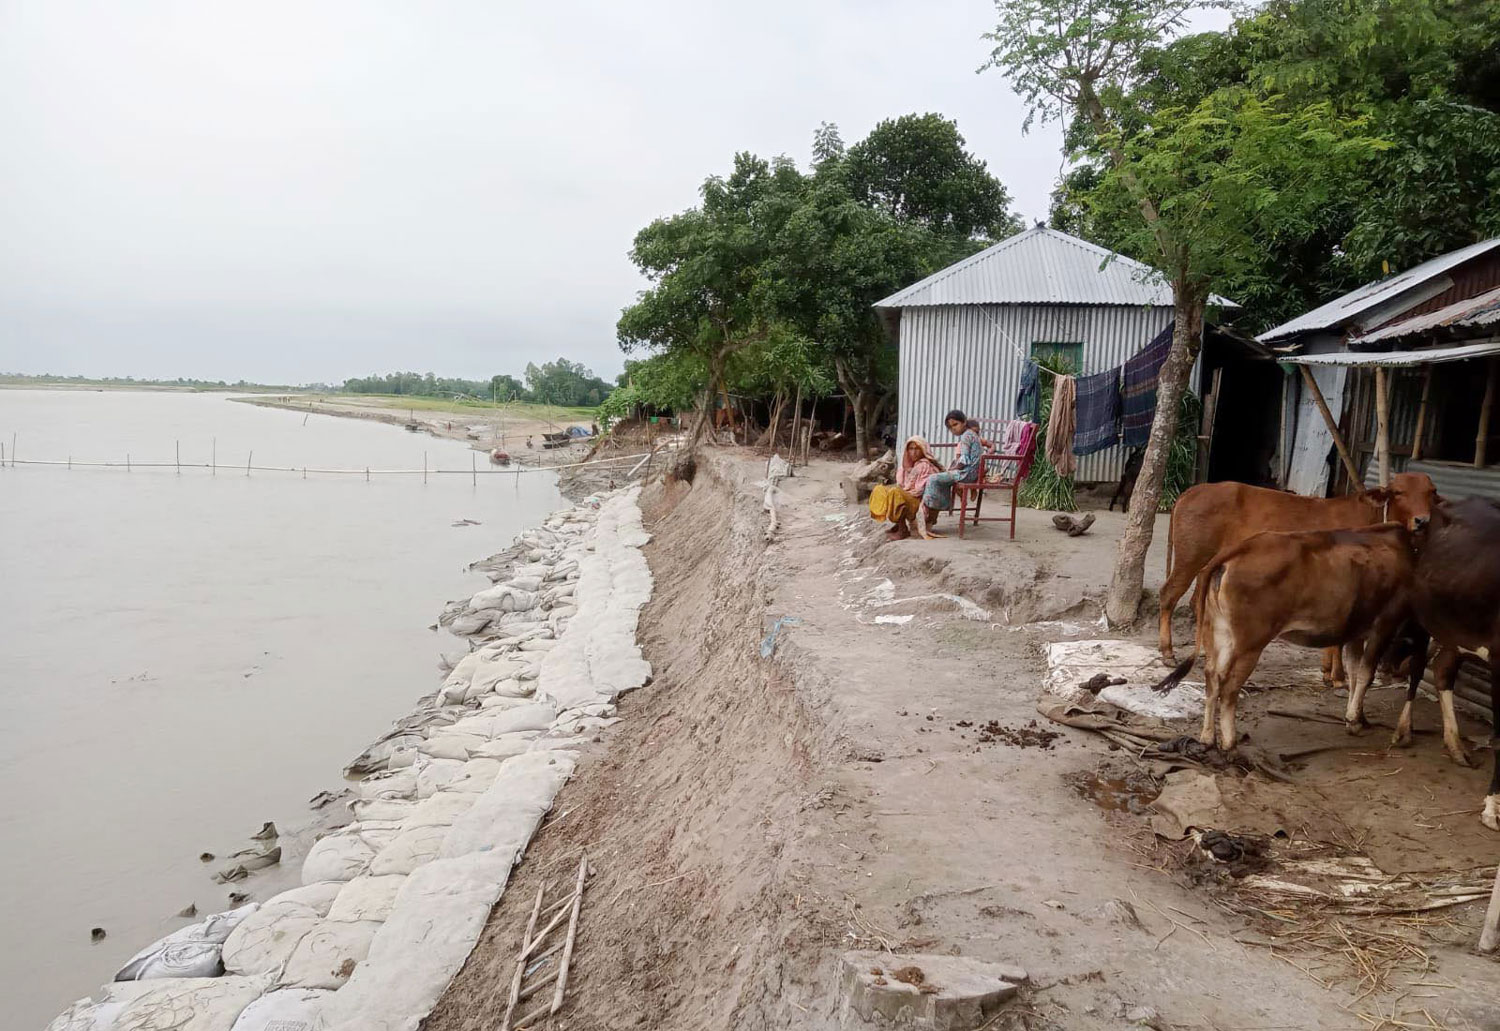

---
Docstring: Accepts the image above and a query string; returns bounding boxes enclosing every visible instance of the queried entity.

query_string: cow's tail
[1155,554,1225,695]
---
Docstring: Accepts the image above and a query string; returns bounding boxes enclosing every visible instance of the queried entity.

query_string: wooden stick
[521,903,573,961]
[423,451,428,484]
[1476,357,1497,469]
[550,853,588,1015]
[472,451,477,486]
[1411,365,1432,461]
[176,440,181,475]
[212,437,216,476]
[246,451,252,477]
[1299,365,1362,487]
[1374,366,1391,487]
[790,383,802,468]
[517,967,560,1003]
[502,883,547,1031]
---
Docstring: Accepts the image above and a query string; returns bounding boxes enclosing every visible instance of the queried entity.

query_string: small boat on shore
[490,449,511,466]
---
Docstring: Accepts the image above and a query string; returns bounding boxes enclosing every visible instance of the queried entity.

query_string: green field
[310,394,599,424]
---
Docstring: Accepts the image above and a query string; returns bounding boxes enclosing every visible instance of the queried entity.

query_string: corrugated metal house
[1261,237,1500,499]
[873,226,1235,481]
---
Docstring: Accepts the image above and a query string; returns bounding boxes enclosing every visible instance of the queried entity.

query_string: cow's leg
[1392,627,1430,749]
[1199,666,1219,747]
[1486,650,1500,831]
[1215,650,1262,752]
[1158,570,1196,667]
[1345,619,1401,732]
[1323,646,1349,692]
[1428,646,1472,767]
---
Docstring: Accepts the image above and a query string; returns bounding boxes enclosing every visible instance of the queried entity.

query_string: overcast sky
[0,1,1079,385]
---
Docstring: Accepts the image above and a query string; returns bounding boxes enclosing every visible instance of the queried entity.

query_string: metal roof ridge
[872,227,1042,309]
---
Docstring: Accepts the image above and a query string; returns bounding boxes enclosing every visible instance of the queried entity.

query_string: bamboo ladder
[500,854,588,1030]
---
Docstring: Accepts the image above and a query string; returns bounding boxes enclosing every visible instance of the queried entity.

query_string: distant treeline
[1,373,309,390]
[341,359,615,408]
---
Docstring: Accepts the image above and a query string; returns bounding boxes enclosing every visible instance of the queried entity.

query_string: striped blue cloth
[1072,367,1122,456]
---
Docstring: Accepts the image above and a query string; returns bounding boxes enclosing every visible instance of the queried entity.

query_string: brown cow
[1157,473,1439,685]
[1153,524,1415,752]
[1395,497,1500,831]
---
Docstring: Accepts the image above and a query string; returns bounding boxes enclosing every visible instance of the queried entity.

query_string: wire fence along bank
[0,438,668,483]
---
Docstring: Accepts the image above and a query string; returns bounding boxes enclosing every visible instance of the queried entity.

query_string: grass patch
[288,394,599,423]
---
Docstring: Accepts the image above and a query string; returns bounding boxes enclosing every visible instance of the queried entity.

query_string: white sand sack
[46,982,160,1031]
[221,903,322,977]
[469,732,540,761]
[468,584,537,613]
[402,790,476,829]
[440,751,575,860]
[279,920,381,990]
[114,905,259,980]
[1043,639,1205,720]
[228,988,332,1031]
[349,797,418,823]
[483,702,556,736]
[327,874,407,923]
[353,765,418,801]
[417,732,485,761]
[368,825,447,876]
[478,693,534,710]
[318,853,517,1031]
[415,757,466,798]
[262,882,343,918]
[301,832,377,885]
[114,975,271,1031]
[441,757,505,793]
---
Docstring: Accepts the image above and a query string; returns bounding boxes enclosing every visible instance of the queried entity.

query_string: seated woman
[918,409,983,539]
[869,436,942,540]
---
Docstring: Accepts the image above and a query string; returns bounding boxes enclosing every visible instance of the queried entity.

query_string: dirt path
[427,453,1498,1031]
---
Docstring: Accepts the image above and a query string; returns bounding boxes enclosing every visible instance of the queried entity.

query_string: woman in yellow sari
[869,437,942,540]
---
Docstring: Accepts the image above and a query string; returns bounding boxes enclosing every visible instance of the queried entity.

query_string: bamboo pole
[1374,366,1391,486]
[789,383,802,468]
[471,451,477,486]
[246,452,252,477]
[10,432,15,467]
[176,440,181,475]
[550,853,588,1015]
[1476,358,1497,468]
[127,453,131,472]
[1411,365,1433,461]
[212,437,217,476]
[423,451,428,484]
[1298,365,1362,487]
[501,883,547,1030]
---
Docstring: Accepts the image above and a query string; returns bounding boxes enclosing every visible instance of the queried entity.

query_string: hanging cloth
[1072,367,1123,457]
[1122,323,1173,448]
[1046,375,1077,479]
[1015,361,1041,423]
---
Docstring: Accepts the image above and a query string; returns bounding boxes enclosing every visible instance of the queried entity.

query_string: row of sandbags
[48,490,653,1031]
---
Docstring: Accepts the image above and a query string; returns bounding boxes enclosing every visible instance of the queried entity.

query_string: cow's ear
[1363,487,1392,506]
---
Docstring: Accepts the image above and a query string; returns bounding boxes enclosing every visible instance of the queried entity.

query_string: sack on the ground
[262,881,342,917]
[113,975,271,1031]
[415,757,466,798]
[368,824,448,876]
[441,751,574,859]
[301,831,377,885]
[279,920,381,990]
[327,874,407,923]
[114,904,259,980]
[221,903,322,977]
[229,987,332,1031]
[402,790,476,829]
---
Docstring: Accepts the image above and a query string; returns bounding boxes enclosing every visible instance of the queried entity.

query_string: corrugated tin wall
[897,303,1174,482]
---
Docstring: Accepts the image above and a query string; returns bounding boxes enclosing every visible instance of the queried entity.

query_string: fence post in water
[1,442,5,468]
[247,451,252,477]
[303,466,307,479]
[472,452,477,486]
[365,466,370,482]
[212,437,217,476]
[10,432,15,467]
[176,440,181,475]
[424,451,428,484]
[127,453,131,472]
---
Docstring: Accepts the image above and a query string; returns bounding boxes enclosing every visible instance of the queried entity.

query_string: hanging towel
[1122,323,1173,448]
[1073,367,1123,456]
[1015,361,1041,422]
[1046,375,1077,479]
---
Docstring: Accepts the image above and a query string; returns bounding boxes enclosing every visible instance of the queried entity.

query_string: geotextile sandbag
[402,790,476,829]
[114,905,259,981]
[301,832,376,885]
[442,757,504,793]
[440,751,574,860]
[228,988,332,1031]
[468,733,540,761]
[353,766,418,801]
[416,732,485,761]
[280,920,381,990]
[221,903,322,977]
[349,797,419,823]
[113,975,272,1031]
[415,757,466,798]
[368,825,447,876]
[327,875,407,923]
[262,881,343,918]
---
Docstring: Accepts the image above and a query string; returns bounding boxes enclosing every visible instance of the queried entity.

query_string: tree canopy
[616,113,1022,454]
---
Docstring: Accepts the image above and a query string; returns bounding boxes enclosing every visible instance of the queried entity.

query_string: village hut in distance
[873,226,1243,483]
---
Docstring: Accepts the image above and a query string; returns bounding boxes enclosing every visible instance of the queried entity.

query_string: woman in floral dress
[918,410,983,539]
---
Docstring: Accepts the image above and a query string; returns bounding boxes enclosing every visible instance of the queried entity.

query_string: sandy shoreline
[232,395,598,468]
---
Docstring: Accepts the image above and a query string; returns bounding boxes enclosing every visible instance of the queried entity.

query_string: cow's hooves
[1447,750,1474,769]
[1160,655,1178,669]
[1390,733,1413,749]
[1344,720,1368,736]
[1482,796,1498,832]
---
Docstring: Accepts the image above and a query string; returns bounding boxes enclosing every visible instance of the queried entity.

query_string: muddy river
[0,389,561,1028]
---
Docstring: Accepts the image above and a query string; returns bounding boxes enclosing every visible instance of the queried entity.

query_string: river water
[0,389,562,1028]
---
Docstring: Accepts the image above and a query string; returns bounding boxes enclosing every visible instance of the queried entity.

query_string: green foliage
[342,371,499,397]
[1019,354,1078,512]
[843,114,1024,239]
[522,358,613,407]
[1161,389,1203,510]
[1045,0,1500,331]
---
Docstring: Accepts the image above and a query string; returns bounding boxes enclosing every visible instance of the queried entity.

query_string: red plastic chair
[955,420,1038,539]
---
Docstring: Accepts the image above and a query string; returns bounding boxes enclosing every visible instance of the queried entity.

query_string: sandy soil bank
[233,394,598,467]
[428,453,1499,1031]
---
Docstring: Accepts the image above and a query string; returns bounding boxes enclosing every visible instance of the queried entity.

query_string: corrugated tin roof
[873,226,1236,309]
[1280,340,1500,367]
[1350,284,1500,345]
[1259,237,1500,343]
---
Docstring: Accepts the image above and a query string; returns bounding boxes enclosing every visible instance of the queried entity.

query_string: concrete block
[839,952,1023,1030]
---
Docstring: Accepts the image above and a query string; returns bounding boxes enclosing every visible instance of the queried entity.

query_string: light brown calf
[1153,525,1415,752]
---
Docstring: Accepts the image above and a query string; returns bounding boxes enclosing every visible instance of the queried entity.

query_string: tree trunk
[766,388,785,450]
[1104,287,1205,625]
[834,357,876,460]
[685,349,728,453]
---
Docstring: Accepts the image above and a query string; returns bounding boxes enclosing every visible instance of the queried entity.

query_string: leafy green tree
[986,0,1378,623]
[490,374,526,401]
[617,153,807,448]
[523,358,613,407]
